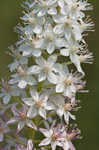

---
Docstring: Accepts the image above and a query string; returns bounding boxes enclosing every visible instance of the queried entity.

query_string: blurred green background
[0,0,98,149]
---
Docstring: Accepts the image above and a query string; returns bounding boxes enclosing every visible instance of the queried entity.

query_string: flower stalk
[0,0,94,149]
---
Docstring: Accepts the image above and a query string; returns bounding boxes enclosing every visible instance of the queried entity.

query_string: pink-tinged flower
[7,105,37,132]
[39,123,67,150]
[39,122,81,150]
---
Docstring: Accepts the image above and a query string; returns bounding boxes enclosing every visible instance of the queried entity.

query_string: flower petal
[27,65,41,74]
[27,139,34,150]
[27,106,37,118]
[60,48,69,56]
[53,24,64,34]
[18,80,27,89]
[47,43,55,54]
[17,121,25,132]
[26,120,37,130]
[39,138,51,146]
[39,108,46,119]
[38,72,46,82]
[56,84,64,93]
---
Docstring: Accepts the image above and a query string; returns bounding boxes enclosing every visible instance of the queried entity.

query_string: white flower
[52,96,75,124]
[9,66,37,89]
[60,39,84,74]
[18,36,44,58]
[49,65,84,98]
[7,105,37,132]
[22,90,54,119]
[32,0,57,17]
[21,11,45,34]
[8,45,28,72]
[28,55,57,82]
[39,24,66,54]
[53,15,82,41]
[39,123,71,150]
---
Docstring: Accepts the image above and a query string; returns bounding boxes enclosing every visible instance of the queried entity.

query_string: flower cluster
[0,0,94,150]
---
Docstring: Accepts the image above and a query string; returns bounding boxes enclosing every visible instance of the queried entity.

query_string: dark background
[0,0,98,149]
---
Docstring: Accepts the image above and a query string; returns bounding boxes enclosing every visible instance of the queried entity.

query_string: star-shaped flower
[22,90,54,119]
[7,104,37,132]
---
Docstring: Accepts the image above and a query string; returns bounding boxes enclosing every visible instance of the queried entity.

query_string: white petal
[18,80,27,89]
[30,90,39,101]
[48,72,58,84]
[25,76,37,86]
[27,139,34,150]
[57,108,64,117]
[70,54,84,75]
[48,8,57,15]
[58,0,64,7]
[65,30,71,41]
[7,118,17,124]
[18,121,25,132]
[64,87,72,98]
[40,94,48,102]
[68,141,76,150]
[60,49,69,56]
[48,55,57,64]
[3,95,11,104]
[38,73,46,82]
[47,0,57,6]
[56,84,64,93]
[47,43,55,54]
[53,15,66,23]
[38,9,46,17]
[23,50,31,56]
[51,142,57,150]
[39,108,46,119]
[39,138,51,146]
[32,49,41,57]
[55,38,66,47]
[53,24,64,34]
[39,128,51,137]
[64,112,69,124]
[63,141,70,150]
[46,103,55,110]
[35,39,44,49]
[35,57,46,66]
[27,65,40,74]
[22,98,34,106]
[26,120,37,130]
[33,25,42,34]
[27,106,37,118]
